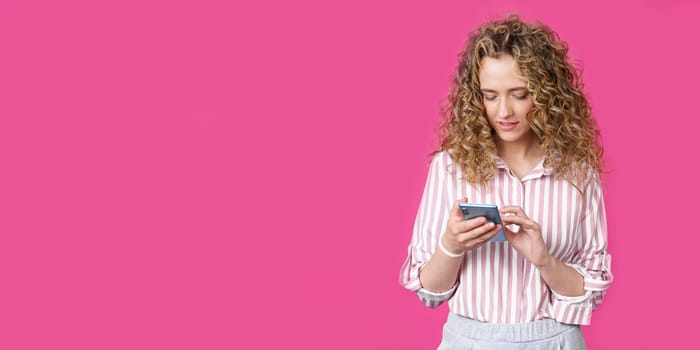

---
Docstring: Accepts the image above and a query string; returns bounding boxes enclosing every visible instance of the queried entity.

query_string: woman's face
[479,54,535,145]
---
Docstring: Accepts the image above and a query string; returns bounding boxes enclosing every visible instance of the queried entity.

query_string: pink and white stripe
[399,151,612,325]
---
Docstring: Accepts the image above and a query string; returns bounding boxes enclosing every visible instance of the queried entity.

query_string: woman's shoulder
[428,150,458,170]
[428,150,466,181]
[430,150,451,162]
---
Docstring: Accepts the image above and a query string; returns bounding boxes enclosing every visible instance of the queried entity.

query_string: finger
[499,206,528,218]
[499,214,536,228]
[504,225,517,243]
[456,216,489,232]
[457,221,496,242]
[461,224,502,248]
[449,198,470,220]
[473,225,501,243]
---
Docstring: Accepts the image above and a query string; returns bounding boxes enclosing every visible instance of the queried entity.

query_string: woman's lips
[497,121,518,131]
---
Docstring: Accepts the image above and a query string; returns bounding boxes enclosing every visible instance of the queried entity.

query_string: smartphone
[458,203,507,242]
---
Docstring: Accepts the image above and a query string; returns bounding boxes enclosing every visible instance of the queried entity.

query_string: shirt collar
[492,154,554,179]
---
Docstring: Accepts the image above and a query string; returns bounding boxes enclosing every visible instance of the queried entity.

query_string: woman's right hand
[441,198,502,255]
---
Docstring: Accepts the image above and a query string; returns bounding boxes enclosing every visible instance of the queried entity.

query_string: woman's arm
[499,206,585,297]
[419,199,503,292]
[534,254,585,297]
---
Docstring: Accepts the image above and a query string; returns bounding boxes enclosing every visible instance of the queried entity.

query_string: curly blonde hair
[437,14,603,187]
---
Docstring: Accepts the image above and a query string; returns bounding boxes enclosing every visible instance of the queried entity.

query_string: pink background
[1,0,698,349]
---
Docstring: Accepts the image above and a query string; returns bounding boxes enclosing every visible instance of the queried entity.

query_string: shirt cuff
[416,284,458,308]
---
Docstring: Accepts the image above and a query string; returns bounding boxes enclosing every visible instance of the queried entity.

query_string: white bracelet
[438,238,464,258]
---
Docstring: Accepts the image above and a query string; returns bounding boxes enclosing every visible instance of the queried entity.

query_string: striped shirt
[399,151,612,325]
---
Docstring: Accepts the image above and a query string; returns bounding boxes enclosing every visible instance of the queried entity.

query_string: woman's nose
[497,98,512,118]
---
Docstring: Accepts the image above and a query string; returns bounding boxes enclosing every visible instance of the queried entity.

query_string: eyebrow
[480,87,528,93]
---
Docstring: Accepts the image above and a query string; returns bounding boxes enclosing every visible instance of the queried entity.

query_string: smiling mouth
[497,122,518,130]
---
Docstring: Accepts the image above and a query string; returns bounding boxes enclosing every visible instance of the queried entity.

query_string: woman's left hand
[499,206,551,267]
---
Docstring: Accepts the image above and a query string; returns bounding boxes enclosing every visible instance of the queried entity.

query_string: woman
[399,15,612,349]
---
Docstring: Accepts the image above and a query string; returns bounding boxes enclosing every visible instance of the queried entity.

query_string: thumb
[504,226,517,243]
[451,197,469,219]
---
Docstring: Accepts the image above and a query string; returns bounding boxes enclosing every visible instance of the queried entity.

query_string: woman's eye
[513,94,529,100]
[484,95,497,101]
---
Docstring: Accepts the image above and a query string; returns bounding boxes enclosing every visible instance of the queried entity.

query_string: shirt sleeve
[550,175,613,325]
[398,152,457,308]
[416,283,458,308]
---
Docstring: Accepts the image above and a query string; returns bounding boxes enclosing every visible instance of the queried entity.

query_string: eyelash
[484,94,528,101]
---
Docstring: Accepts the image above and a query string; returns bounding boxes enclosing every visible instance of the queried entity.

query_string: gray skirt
[438,312,587,350]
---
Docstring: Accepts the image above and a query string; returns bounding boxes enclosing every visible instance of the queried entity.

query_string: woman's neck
[496,134,543,178]
[496,133,542,159]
